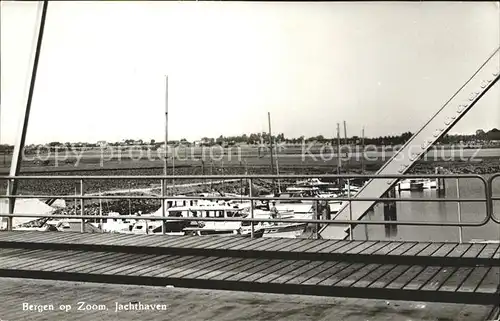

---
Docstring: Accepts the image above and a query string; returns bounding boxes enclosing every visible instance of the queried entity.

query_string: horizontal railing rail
[0,174,495,237]
[0,174,489,180]
[0,213,491,227]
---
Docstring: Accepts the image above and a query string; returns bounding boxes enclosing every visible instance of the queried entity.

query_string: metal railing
[0,174,495,240]
[489,173,500,224]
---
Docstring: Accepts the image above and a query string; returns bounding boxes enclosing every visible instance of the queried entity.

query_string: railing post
[249,178,254,238]
[80,179,84,233]
[6,179,13,231]
[456,178,463,243]
[161,179,165,235]
[348,179,353,240]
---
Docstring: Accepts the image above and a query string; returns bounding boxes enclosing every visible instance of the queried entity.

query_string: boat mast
[361,126,365,174]
[343,120,349,175]
[164,75,169,194]
[336,123,341,185]
[268,112,275,193]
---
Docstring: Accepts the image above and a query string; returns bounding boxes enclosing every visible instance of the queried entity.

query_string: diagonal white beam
[7,1,49,220]
[320,48,500,240]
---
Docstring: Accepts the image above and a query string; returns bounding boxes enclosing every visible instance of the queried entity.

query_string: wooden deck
[0,231,498,306]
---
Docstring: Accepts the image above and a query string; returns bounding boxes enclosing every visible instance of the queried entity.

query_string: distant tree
[487,128,500,140]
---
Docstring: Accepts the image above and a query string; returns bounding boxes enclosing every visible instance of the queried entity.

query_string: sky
[1,1,499,145]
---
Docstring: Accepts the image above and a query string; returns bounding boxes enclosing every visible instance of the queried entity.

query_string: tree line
[0,128,499,152]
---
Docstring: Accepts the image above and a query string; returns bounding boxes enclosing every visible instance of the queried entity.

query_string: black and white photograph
[0,1,499,320]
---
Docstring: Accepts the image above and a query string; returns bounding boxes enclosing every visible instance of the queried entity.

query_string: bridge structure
[0,173,499,318]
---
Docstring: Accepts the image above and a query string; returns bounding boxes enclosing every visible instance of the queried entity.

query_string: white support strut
[320,48,500,240]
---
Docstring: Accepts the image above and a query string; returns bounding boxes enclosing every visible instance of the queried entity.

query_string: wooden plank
[22,251,91,271]
[457,267,491,292]
[58,233,119,244]
[0,231,34,241]
[7,231,79,243]
[288,240,324,252]
[149,256,214,277]
[431,243,458,257]
[239,260,296,282]
[71,253,146,274]
[161,256,229,279]
[156,236,195,247]
[416,243,444,256]
[351,264,396,288]
[175,236,226,249]
[401,243,431,256]
[358,241,390,255]
[195,258,253,280]
[77,253,146,275]
[102,254,157,275]
[127,235,176,247]
[211,237,254,250]
[145,256,204,277]
[333,264,381,287]
[118,255,178,276]
[222,259,282,281]
[371,242,404,255]
[240,238,280,251]
[331,241,366,254]
[384,266,425,289]
[438,267,474,292]
[248,238,291,251]
[1,249,71,268]
[0,248,39,259]
[264,239,307,252]
[6,232,83,244]
[158,236,205,248]
[224,237,271,250]
[317,263,367,286]
[303,240,340,253]
[0,249,67,269]
[446,243,473,258]
[0,248,42,257]
[301,262,352,285]
[0,248,48,261]
[78,252,151,274]
[286,261,340,285]
[461,244,487,258]
[55,252,124,273]
[477,244,499,259]
[109,235,165,248]
[277,239,316,252]
[137,236,179,249]
[316,240,350,253]
[494,246,500,260]
[190,236,239,249]
[420,267,458,291]
[134,256,198,277]
[345,241,379,255]
[71,233,128,245]
[402,266,442,290]
[263,260,319,284]
[0,231,60,242]
[387,242,418,256]
[37,252,111,273]
[291,240,331,253]
[475,267,500,293]
[203,258,265,281]
[187,257,245,279]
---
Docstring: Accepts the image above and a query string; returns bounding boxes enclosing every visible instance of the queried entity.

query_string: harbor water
[353,175,500,242]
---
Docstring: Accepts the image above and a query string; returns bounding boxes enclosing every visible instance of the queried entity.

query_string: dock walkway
[0,231,498,306]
